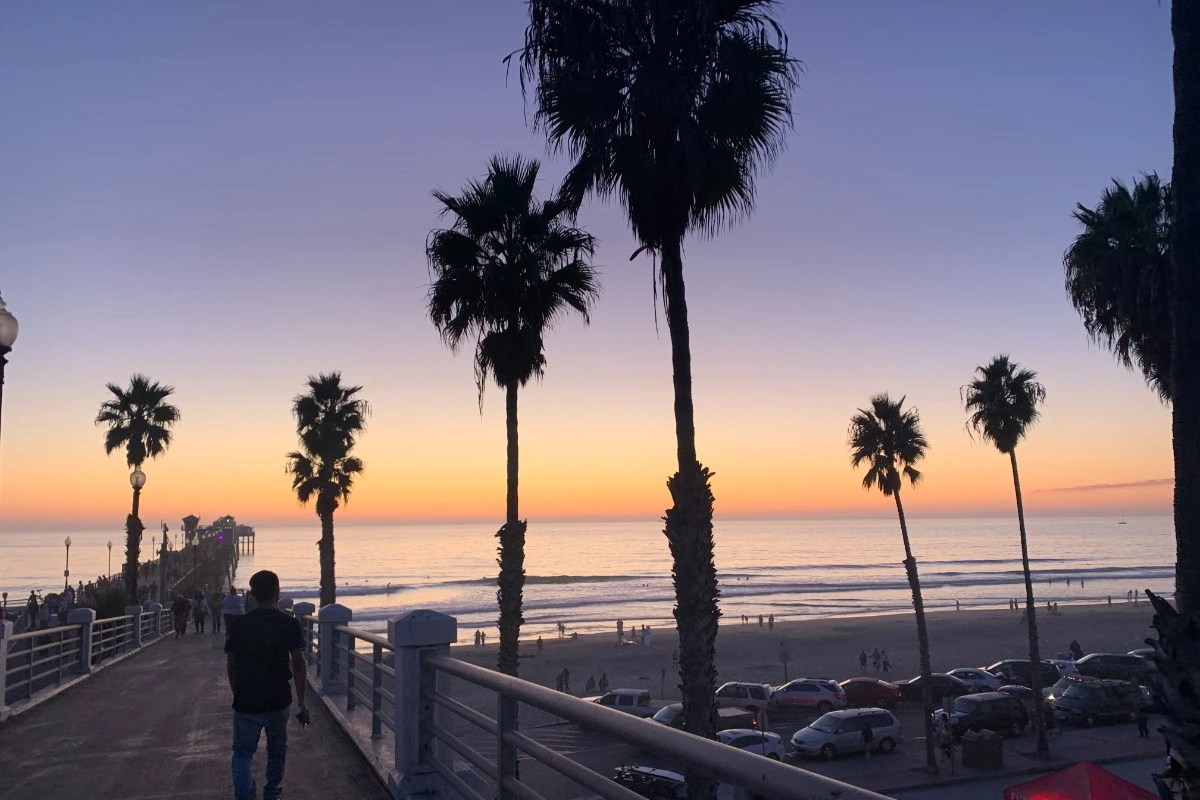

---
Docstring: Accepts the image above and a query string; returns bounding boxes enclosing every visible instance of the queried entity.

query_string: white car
[772,679,846,712]
[715,681,776,712]
[717,728,787,760]
[791,708,903,760]
[947,668,1002,692]
[1046,659,1080,678]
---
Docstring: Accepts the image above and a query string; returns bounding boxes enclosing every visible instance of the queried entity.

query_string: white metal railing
[297,606,889,800]
[91,615,133,662]
[3,625,83,703]
[139,611,155,641]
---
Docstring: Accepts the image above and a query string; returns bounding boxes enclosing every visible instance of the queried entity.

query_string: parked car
[1052,679,1146,726]
[1043,676,1085,702]
[772,679,846,713]
[997,684,1035,701]
[790,708,903,760]
[1046,659,1080,678]
[943,691,1029,737]
[1074,653,1155,683]
[1128,647,1155,660]
[612,766,687,799]
[947,668,1002,692]
[717,728,787,760]
[985,659,1061,688]
[650,703,757,732]
[715,681,776,713]
[589,689,658,717]
[839,678,902,709]
[896,673,973,703]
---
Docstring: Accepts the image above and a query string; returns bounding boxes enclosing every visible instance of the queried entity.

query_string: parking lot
[459,701,1168,798]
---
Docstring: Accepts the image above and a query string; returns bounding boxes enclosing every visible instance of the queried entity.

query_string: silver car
[790,708,902,760]
[947,668,1002,692]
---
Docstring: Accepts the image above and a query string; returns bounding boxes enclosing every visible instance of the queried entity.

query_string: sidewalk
[0,628,387,799]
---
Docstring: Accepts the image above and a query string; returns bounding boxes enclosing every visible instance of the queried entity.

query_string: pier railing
[292,605,889,800]
[1,601,170,720]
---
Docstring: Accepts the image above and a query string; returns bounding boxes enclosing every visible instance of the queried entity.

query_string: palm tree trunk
[125,486,142,605]
[496,382,526,677]
[318,501,336,607]
[895,492,937,775]
[1171,0,1200,616]
[661,235,719,800]
[1010,450,1049,756]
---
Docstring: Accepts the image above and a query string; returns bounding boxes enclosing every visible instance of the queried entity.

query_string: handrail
[425,652,891,800]
[6,625,83,644]
[333,624,390,650]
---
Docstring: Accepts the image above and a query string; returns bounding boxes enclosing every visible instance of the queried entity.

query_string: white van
[790,708,902,760]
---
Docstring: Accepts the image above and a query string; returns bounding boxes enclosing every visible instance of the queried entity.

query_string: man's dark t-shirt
[225,607,305,714]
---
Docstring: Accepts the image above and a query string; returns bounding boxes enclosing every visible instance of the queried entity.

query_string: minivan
[790,708,902,760]
[945,692,1029,737]
[1074,653,1154,683]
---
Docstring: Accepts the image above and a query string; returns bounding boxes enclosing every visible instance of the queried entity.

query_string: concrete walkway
[0,627,387,800]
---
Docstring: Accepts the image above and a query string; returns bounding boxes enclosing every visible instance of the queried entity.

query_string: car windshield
[1063,684,1096,699]
[809,714,841,733]
[1050,678,1074,695]
[652,706,680,724]
[953,697,980,713]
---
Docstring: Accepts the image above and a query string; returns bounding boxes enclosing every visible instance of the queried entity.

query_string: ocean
[0,516,1173,641]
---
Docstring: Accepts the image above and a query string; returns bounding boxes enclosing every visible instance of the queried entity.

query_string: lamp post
[107,540,113,576]
[0,293,18,453]
[64,536,72,593]
[127,468,146,603]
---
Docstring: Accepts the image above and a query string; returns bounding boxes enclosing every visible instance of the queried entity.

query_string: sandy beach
[451,602,1158,702]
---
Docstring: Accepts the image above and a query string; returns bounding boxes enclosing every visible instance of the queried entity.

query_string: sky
[0,1,1177,531]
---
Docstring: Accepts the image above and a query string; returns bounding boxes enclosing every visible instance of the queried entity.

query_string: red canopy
[1004,761,1158,800]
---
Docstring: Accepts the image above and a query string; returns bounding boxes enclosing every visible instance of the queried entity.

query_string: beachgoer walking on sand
[554,671,563,692]
[481,631,487,645]
[226,570,308,800]
[1069,639,1083,661]
[562,667,571,694]
[859,650,868,673]
[172,594,189,638]
[598,673,609,693]
[1108,595,1112,606]
[586,675,596,693]
[758,615,764,627]
[881,650,890,674]
[872,648,881,674]
[537,636,543,652]
[768,614,774,630]
[617,619,623,643]
[956,599,961,611]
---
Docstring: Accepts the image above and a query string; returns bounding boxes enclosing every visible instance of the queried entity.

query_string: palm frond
[848,393,928,497]
[962,355,1047,454]
[95,374,181,468]
[286,374,368,508]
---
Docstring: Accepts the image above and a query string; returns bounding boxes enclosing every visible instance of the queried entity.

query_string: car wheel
[767,753,780,761]
[820,744,836,761]
[817,701,833,713]
[878,737,896,754]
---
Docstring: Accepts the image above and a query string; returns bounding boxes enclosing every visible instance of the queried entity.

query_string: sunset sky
[0,1,1176,531]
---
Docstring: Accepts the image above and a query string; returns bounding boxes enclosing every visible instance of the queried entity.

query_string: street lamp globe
[65,535,71,548]
[0,294,18,350]
[130,467,147,490]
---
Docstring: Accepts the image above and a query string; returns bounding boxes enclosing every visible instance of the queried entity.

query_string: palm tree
[427,155,599,677]
[516,3,801,771]
[848,394,937,774]
[95,374,181,604]
[1063,174,1172,401]
[963,355,1050,757]
[285,372,368,607]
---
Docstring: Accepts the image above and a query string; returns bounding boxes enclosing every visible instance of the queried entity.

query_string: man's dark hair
[249,570,280,602]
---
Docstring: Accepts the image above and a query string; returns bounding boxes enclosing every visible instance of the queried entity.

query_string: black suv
[1052,679,1146,726]
[613,766,687,799]
[985,659,1061,688]
[945,692,1029,737]
[1073,653,1154,683]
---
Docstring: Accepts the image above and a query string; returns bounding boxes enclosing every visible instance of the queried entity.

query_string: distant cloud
[1036,478,1174,494]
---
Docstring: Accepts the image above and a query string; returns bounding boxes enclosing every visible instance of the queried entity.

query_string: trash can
[960,729,1004,769]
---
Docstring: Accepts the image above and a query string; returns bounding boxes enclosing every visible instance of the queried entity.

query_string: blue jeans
[232,708,290,800]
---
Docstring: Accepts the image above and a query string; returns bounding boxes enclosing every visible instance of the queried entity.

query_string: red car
[839,677,902,708]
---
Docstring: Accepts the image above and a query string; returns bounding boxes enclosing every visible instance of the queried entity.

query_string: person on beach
[758,615,764,627]
[562,667,571,694]
[881,651,890,674]
[1069,639,1083,661]
[598,673,609,693]
[872,648,881,674]
[481,631,487,645]
[1108,595,1112,606]
[768,615,774,630]
[223,589,246,634]
[586,675,596,693]
[859,650,868,673]
[172,594,189,638]
[617,619,623,642]
[956,600,961,611]
[226,570,308,800]
[537,636,543,652]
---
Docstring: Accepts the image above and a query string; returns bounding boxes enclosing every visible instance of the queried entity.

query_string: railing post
[125,605,143,650]
[371,642,383,738]
[388,610,456,799]
[146,602,163,638]
[0,618,11,721]
[67,608,96,674]
[317,603,352,694]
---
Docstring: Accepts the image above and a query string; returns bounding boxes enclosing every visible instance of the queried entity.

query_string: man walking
[225,570,308,800]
